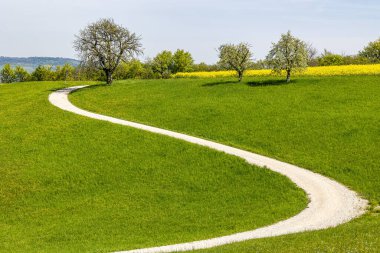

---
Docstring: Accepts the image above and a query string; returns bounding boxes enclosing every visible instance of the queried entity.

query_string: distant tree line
[1,36,379,84]
[1,18,379,84]
[1,63,91,83]
[0,54,197,83]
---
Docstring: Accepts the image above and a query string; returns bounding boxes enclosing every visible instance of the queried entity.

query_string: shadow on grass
[202,80,240,87]
[70,83,108,94]
[247,79,294,87]
[202,79,299,87]
[48,83,106,93]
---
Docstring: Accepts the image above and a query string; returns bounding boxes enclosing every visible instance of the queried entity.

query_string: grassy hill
[71,76,380,252]
[0,81,305,252]
[0,56,80,72]
[1,76,379,252]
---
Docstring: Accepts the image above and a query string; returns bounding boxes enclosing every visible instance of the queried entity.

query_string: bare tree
[74,18,142,85]
[306,43,318,66]
[266,31,308,83]
[218,43,253,82]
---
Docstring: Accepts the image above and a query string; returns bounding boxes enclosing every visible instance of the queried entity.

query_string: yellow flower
[173,64,380,78]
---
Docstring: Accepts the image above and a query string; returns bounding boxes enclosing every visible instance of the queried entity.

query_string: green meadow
[0,75,379,252]
[71,76,380,252]
[0,81,305,252]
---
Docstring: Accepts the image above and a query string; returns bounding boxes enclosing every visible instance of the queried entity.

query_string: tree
[251,59,270,70]
[152,50,173,78]
[113,61,130,80]
[193,62,221,72]
[359,38,380,63]
[266,31,308,83]
[55,64,76,81]
[342,55,370,65]
[218,43,252,82]
[31,65,55,81]
[126,59,144,79]
[141,59,156,79]
[306,43,318,66]
[172,49,194,73]
[114,60,144,80]
[74,18,142,85]
[75,64,103,81]
[14,66,30,82]
[318,50,344,66]
[1,64,15,83]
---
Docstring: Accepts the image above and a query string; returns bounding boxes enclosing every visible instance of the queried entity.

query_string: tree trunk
[238,71,243,82]
[105,70,113,85]
[286,69,291,83]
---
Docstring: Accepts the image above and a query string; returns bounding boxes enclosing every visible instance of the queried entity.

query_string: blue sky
[1,0,379,63]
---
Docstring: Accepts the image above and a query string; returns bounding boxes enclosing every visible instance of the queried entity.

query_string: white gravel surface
[49,86,368,253]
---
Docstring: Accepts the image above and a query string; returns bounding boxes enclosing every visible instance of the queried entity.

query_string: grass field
[70,76,380,252]
[0,82,306,252]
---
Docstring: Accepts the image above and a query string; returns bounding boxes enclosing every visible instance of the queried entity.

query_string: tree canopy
[359,38,380,63]
[173,49,194,73]
[318,50,345,66]
[0,64,15,83]
[14,66,30,82]
[152,51,174,78]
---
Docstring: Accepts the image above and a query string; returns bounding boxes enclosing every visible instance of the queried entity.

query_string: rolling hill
[0,56,80,72]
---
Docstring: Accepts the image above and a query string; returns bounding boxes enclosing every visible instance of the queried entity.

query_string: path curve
[49,86,367,253]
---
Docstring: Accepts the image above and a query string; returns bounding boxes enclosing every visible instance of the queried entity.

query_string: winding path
[49,86,367,253]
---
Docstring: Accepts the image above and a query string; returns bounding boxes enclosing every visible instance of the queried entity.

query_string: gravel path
[49,86,368,253]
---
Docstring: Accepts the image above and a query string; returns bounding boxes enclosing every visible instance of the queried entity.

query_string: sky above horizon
[1,0,379,63]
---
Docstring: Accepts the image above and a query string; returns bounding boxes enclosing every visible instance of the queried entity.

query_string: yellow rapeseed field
[174,64,380,78]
